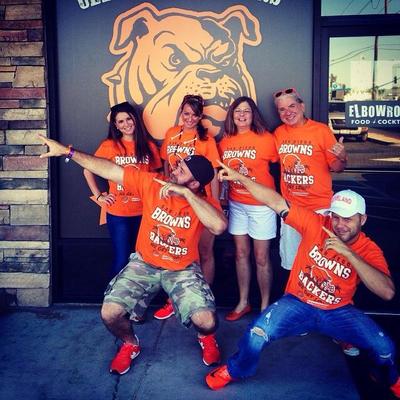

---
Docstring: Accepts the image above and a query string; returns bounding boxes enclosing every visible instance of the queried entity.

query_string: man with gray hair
[273,88,357,356]
[273,88,347,271]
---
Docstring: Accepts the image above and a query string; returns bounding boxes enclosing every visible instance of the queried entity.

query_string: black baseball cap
[184,155,214,186]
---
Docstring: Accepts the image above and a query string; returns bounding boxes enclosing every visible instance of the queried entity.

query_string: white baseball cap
[328,189,366,217]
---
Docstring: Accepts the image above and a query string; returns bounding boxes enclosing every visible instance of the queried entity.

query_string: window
[322,0,400,16]
[327,35,400,169]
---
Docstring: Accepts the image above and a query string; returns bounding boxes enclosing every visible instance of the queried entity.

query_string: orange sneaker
[198,333,221,366]
[109,336,140,375]
[153,299,175,320]
[391,377,400,398]
[206,364,234,390]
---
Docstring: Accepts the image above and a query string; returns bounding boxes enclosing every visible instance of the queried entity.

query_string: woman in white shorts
[218,96,278,320]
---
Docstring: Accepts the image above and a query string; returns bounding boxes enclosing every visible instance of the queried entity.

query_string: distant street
[344,130,400,169]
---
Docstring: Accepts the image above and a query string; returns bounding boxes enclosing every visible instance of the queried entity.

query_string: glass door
[328,35,400,169]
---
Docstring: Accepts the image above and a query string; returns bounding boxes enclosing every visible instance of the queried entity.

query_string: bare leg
[254,239,273,311]
[101,302,138,345]
[232,234,251,312]
[199,229,216,285]
[191,309,217,336]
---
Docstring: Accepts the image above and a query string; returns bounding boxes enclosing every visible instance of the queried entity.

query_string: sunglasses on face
[273,87,298,98]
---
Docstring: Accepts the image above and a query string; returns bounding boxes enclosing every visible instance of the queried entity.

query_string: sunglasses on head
[273,88,298,98]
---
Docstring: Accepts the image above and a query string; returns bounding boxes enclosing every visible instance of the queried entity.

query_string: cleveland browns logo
[101,3,262,139]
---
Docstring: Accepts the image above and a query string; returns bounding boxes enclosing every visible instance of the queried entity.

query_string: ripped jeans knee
[250,325,269,343]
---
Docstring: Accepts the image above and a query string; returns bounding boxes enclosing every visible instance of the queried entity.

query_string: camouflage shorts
[103,253,216,326]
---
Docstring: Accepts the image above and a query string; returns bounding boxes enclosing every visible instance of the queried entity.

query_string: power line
[331,45,374,63]
[330,46,400,66]
[370,0,382,10]
[341,0,356,15]
[359,0,374,14]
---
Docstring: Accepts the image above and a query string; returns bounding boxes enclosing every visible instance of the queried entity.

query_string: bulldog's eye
[169,54,182,66]
[219,59,230,68]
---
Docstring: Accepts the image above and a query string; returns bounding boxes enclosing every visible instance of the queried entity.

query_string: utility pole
[372,36,378,100]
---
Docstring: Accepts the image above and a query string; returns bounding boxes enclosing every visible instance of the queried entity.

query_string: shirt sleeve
[204,137,221,167]
[123,167,156,199]
[93,140,110,158]
[263,132,279,163]
[285,204,325,235]
[149,141,162,171]
[160,128,173,160]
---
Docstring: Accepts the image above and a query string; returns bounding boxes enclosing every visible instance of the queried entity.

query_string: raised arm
[217,160,288,216]
[328,136,347,172]
[323,227,395,301]
[163,159,170,177]
[39,135,124,185]
[154,178,227,235]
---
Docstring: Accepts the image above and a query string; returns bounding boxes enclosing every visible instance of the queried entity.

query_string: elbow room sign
[346,101,400,128]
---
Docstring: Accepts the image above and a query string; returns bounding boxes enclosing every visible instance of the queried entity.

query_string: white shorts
[228,200,277,240]
[280,208,327,270]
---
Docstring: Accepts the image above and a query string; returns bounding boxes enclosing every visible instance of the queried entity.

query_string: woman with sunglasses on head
[273,87,347,273]
[153,94,221,320]
[83,102,162,279]
[219,96,278,320]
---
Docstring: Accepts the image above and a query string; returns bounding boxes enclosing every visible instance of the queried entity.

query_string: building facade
[0,0,399,311]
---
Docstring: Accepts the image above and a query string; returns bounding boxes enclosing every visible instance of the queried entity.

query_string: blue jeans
[227,294,398,386]
[106,213,142,277]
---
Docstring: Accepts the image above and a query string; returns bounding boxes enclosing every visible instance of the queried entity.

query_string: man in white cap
[206,162,400,399]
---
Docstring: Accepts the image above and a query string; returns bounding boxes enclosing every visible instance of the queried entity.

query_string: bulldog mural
[101,2,262,139]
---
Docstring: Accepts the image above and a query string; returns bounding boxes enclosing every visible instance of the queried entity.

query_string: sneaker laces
[215,365,231,380]
[160,301,172,311]
[199,334,217,348]
[119,342,138,358]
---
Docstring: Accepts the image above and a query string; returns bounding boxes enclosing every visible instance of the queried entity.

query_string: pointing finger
[217,160,227,169]
[338,136,344,144]
[322,226,336,238]
[153,177,167,186]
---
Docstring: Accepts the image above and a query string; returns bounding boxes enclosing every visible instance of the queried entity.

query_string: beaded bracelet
[65,145,75,163]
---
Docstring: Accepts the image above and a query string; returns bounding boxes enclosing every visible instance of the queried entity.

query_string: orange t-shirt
[94,139,162,216]
[123,168,222,270]
[218,130,278,205]
[274,119,339,210]
[160,126,220,197]
[285,205,390,310]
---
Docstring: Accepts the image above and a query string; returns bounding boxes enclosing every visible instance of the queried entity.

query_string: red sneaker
[198,334,221,366]
[206,364,234,390]
[391,377,400,398]
[333,340,360,357]
[153,299,175,320]
[109,337,140,375]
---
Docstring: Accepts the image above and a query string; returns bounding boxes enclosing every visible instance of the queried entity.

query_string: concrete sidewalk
[0,306,359,400]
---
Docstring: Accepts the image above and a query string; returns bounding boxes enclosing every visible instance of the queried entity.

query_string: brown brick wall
[0,0,50,307]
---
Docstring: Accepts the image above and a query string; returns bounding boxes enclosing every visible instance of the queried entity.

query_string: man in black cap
[39,136,227,375]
